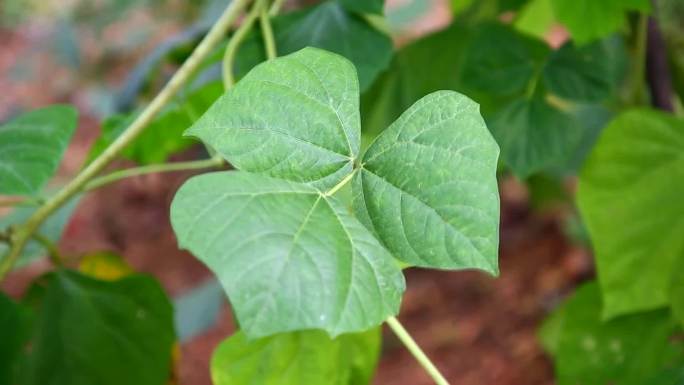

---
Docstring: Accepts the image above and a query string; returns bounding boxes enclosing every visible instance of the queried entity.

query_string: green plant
[1,0,684,384]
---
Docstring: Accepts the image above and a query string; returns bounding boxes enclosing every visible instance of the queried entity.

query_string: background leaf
[0,105,77,196]
[88,81,222,165]
[233,1,393,91]
[539,283,683,385]
[577,109,684,318]
[338,0,384,15]
[188,48,360,191]
[354,91,500,273]
[0,292,31,385]
[461,23,549,96]
[542,36,628,102]
[171,171,404,338]
[211,328,381,385]
[487,97,582,178]
[551,0,650,44]
[18,269,175,385]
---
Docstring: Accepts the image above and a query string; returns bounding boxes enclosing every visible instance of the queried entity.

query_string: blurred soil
[0,1,591,384]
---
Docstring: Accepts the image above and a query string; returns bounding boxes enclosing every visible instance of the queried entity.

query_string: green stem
[0,0,251,282]
[84,157,224,192]
[259,0,277,60]
[631,14,649,104]
[0,196,43,208]
[386,316,450,385]
[222,0,266,89]
[324,168,356,196]
[269,0,285,16]
[32,232,64,267]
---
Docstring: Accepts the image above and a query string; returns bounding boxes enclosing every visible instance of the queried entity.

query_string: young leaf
[0,105,77,196]
[551,0,651,44]
[577,109,684,318]
[170,171,405,338]
[19,269,175,385]
[461,23,549,96]
[539,283,683,385]
[187,48,360,191]
[487,97,582,178]
[211,328,380,385]
[542,36,627,102]
[354,91,500,273]
[0,196,81,269]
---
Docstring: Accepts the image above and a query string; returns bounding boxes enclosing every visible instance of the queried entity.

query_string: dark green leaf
[0,292,31,385]
[577,109,684,318]
[0,197,81,269]
[170,171,405,338]
[361,24,472,138]
[354,91,500,273]
[461,23,549,95]
[543,36,628,101]
[487,97,582,178]
[234,1,393,91]
[551,0,650,44]
[540,283,684,385]
[338,0,384,15]
[0,105,77,196]
[211,328,380,385]
[188,48,359,191]
[19,269,175,385]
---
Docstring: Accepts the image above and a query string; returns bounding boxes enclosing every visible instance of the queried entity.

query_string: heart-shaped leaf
[171,171,404,338]
[0,105,77,196]
[211,328,380,385]
[353,91,500,273]
[577,109,684,318]
[187,47,359,191]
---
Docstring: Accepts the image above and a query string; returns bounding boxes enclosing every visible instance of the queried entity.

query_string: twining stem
[386,316,451,385]
[223,0,267,89]
[0,0,252,282]
[259,0,277,60]
[84,157,224,192]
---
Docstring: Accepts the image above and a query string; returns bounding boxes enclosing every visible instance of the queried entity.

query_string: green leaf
[234,1,393,91]
[88,82,222,165]
[551,0,650,44]
[211,328,380,385]
[338,0,384,15]
[0,196,81,268]
[188,48,359,191]
[672,263,684,327]
[19,269,175,385]
[577,109,684,318]
[461,23,549,95]
[0,292,31,385]
[487,97,582,178]
[539,283,683,385]
[543,36,627,101]
[170,171,405,338]
[514,0,556,39]
[353,91,500,273]
[0,105,77,196]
